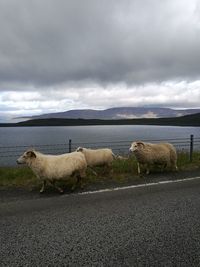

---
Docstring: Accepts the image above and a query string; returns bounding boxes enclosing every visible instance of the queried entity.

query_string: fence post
[68,139,72,153]
[189,134,193,162]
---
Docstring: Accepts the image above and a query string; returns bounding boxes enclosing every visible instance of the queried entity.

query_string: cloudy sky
[0,0,200,121]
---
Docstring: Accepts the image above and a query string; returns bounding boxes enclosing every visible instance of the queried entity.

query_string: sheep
[76,147,114,166]
[76,147,115,175]
[17,149,87,193]
[129,141,178,175]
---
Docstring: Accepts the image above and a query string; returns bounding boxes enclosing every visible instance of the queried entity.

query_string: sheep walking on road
[129,141,178,175]
[17,150,87,193]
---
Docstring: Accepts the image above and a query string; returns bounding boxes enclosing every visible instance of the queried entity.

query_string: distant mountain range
[19,107,200,120]
[1,112,200,127]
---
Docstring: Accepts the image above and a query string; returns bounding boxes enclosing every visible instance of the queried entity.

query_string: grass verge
[0,152,199,190]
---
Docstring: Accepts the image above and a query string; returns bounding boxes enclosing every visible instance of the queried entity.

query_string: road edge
[77,176,200,196]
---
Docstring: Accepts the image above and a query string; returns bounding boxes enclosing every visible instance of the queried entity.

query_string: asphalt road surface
[1,177,200,266]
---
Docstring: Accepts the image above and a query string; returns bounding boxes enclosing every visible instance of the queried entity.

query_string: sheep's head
[76,147,84,152]
[17,150,36,164]
[129,141,145,152]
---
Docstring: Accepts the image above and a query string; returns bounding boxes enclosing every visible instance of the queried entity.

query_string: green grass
[0,166,37,187]
[177,151,200,170]
[0,152,199,189]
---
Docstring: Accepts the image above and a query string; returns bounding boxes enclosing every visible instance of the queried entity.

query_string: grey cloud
[0,0,200,89]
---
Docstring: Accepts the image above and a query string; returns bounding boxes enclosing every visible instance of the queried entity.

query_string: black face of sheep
[16,150,36,164]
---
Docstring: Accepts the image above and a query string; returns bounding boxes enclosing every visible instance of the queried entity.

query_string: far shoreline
[0,113,200,127]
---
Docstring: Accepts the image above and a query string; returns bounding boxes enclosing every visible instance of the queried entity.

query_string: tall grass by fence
[0,135,200,167]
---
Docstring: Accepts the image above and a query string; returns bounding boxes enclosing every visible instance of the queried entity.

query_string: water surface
[0,125,199,166]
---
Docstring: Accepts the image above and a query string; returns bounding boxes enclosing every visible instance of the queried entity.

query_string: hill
[1,112,200,127]
[17,107,200,120]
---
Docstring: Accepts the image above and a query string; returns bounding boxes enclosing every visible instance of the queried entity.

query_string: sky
[0,0,200,122]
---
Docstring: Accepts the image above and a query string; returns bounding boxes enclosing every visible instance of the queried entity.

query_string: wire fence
[0,135,200,167]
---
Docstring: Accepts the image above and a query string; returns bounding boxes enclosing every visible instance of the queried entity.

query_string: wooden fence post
[189,134,194,162]
[69,139,72,153]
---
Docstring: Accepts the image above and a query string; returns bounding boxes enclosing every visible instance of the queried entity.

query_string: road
[1,177,200,266]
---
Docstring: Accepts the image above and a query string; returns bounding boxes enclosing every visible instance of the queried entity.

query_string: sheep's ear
[136,142,145,148]
[27,150,36,158]
[77,147,83,152]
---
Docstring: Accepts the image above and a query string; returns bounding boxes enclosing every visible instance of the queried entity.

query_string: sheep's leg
[106,163,113,175]
[77,175,82,187]
[146,167,150,175]
[161,163,167,172]
[89,167,97,176]
[137,162,141,175]
[71,178,78,191]
[71,175,82,191]
[173,163,178,171]
[40,180,46,193]
[102,164,110,175]
[71,168,86,191]
[169,160,178,171]
[78,169,86,189]
[51,180,64,193]
[145,164,150,175]
[71,184,76,191]
[164,163,168,169]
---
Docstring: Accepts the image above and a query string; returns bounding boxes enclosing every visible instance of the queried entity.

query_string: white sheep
[76,147,115,175]
[129,141,178,175]
[17,149,87,193]
[76,147,114,167]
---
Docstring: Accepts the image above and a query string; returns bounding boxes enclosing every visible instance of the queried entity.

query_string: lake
[0,125,199,166]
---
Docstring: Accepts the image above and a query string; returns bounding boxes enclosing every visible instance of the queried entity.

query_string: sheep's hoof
[58,189,64,194]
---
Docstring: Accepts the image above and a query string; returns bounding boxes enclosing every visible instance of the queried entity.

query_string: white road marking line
[77,176,200,195]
